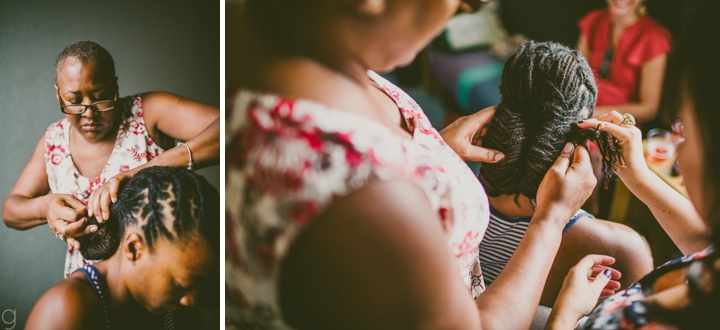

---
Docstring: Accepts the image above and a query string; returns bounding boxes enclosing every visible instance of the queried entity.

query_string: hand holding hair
[44,194,96,249]
[440,106,506,163]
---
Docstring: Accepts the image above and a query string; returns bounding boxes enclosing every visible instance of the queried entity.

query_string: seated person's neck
[488,194,535,218]
[92,251,149,315]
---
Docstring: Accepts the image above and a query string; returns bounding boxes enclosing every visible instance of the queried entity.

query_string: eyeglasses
[60,94,118,115]
[598,48,615,80]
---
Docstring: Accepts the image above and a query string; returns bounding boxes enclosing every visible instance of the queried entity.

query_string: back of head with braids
[478,41,623,201]
[77,167,220,260]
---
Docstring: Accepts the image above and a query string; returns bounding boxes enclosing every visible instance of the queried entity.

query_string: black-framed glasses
[598,48,614,80]
[60,94,118,115]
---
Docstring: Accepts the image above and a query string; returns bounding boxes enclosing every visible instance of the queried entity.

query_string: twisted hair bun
[479,41,622,199]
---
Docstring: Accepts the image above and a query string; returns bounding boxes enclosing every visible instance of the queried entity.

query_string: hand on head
[87,169,137,224]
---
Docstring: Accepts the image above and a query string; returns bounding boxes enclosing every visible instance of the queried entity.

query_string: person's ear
[123,233,146,263]
[54,84,60,102]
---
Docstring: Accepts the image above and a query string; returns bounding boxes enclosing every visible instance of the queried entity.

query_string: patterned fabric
[226,71,490,328]
[582,246,714,330]
[73,264,176,330]
[479,208,593,285]
[44,94,165,278]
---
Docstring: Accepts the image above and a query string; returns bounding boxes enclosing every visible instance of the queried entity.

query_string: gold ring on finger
[621,113,636,127]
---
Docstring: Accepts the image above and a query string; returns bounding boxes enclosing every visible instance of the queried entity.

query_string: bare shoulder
[279,180,479,328]
[26,273,103,330]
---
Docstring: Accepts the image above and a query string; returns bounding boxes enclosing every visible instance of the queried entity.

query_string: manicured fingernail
[563,142,574,153]
[96,216,103,224]
[577,120,585,124]
[88,226,98,233]
[494,154,505,161]
[102,212,108,220]
[603,269,612,278]
[88,208,93,217]
[111,197,117,203]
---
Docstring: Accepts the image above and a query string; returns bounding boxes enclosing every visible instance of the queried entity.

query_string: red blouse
[579,9,672,106]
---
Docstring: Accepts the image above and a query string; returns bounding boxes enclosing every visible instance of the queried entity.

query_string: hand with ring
[44,194,98,249]
[577,111,648,182]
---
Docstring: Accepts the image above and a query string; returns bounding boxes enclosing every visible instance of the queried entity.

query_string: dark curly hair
[54,41,116,83]
[478,41,623,201]
[77,167,220,260]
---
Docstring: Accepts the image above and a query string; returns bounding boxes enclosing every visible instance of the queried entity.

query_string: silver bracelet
[177,142,194,170]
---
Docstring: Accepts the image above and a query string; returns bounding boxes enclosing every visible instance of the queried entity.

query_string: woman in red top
[578,0,672,123]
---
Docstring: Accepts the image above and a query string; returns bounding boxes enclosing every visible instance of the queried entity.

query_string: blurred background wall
[0,0,219,327]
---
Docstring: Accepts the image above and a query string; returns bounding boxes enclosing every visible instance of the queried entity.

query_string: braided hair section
[479,41,622,199]
[78,167,220,260]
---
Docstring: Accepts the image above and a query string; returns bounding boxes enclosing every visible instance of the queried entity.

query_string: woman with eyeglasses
[577,0,671,124]
[1,41,220,278]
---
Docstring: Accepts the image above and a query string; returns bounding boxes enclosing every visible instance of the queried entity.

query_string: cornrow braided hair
[78,167,220,260]
[54,41,116,83]
[478,41,624,201]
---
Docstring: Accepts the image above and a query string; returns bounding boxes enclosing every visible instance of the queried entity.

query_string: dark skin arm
[26,276,103,330]
[88,91,219,222]
[2,135,92,249]
[280,180,482,329]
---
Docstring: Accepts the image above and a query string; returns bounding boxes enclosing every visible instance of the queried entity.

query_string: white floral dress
[45,94,165,278]
[226,71,490,328]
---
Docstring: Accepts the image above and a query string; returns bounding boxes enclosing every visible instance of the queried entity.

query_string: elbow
[2,198,22,229]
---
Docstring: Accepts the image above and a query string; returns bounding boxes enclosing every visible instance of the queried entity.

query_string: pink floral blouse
[225,71,490,328]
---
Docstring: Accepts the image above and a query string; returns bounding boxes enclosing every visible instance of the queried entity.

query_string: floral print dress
[226,71,490,328]
[582,246,714,329]
[45,94,165,278]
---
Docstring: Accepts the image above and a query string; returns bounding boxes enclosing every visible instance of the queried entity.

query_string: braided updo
[77,167,220,260]
[478,41,622,200]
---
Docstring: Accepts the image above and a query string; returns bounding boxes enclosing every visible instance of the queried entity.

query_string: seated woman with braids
[25,167,219,329]
[476,41,653,307]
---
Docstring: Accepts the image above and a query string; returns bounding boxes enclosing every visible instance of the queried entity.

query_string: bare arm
[142,91,220,169]
[621,167,708,254]
[593,54,668,122]
[577,35,590,59]
[2,135,51,229]
[279,180,481,329]
[579,115,710,254]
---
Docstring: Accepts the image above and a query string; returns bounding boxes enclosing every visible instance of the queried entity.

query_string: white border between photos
[219,0,227,326]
